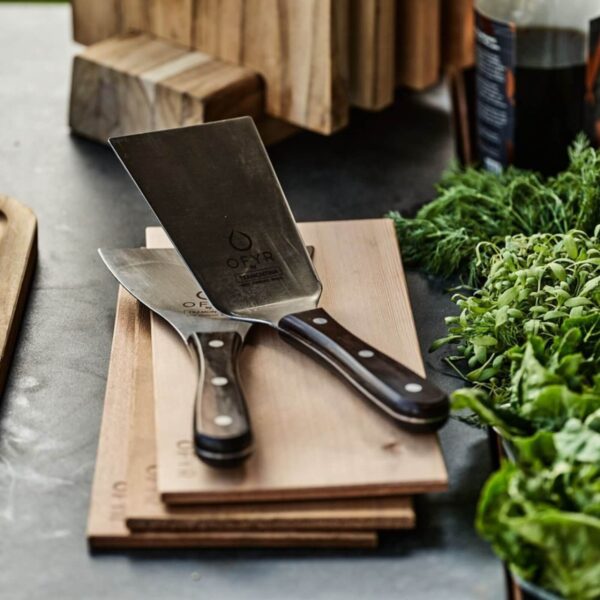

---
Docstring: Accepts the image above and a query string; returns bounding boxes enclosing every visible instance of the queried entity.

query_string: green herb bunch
[388,136,600,282]
[432,228,600,597]
[437,229,600,436]
[477,417,600,600]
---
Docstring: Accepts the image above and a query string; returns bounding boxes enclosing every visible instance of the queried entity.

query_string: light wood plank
[0,196,37,398]
[349,0,396,110]
[148,0,194,46]
[69,34,263,143]
[71,0,122,45]
[148,219,448,505]
[442,0,475,72]
[191,0,350,134]
[69,34,295,145]
[88,288,377,549]
[396,0,441,90]
[126,318,414,530]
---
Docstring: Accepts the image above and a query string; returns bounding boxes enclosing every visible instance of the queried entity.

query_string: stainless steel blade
[109,117,321,326]
[98,248,251,342]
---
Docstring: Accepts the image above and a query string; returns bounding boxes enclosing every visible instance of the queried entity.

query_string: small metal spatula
[99,247,253,467]
[109,118,449,432]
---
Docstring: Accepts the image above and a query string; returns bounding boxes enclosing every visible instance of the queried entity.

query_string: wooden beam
[191,0,350,134]
[396,0,441,90]
[349,0,396,110]
[69,34,295,146]
[442,0,475,72]
[71,0,121,45]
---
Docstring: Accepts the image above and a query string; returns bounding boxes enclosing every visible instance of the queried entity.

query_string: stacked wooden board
[88,218,448,549]
[70,0,474,141]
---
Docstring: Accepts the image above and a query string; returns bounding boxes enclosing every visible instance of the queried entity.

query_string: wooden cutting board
[147,219,448,505]
[87,288,377,549]
[0,195,37,398]
[126,305,415,531]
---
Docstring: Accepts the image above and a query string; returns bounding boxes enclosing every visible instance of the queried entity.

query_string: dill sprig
[388,135,600,283]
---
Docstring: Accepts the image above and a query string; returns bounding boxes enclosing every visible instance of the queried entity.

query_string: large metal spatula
[109,117,449,432]
[99,247,253,467]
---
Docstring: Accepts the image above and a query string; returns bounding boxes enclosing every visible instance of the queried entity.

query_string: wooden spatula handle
[190,331,253,467]
[278,308,449,432]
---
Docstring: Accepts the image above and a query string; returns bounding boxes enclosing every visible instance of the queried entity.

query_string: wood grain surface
[0,196,37,398]
[72,0,122,45]
[442,0,475,72]
[69,33,296,146]
[126,319,414,531]
[191,0,350,134]
[396,0,441,90]
[147,219,448,504]
[349,0,396,110]
[88,288,378,549]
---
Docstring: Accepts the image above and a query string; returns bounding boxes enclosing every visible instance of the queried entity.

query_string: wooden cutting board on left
[0,195,37,397]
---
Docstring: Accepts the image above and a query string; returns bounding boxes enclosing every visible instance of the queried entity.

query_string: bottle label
[475,11,516,173]
[586,17,600,145]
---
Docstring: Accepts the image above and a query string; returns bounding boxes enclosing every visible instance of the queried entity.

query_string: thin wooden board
[0,196,37,398]
[442,0,475,72]
[69,34,297,146]
[349,0,396,110]
[72,0,122,46]
[88,287,377,549]
[148,219,448,505]
[396,0,441,90]
[191,0,350,134]
[126,313,415,531]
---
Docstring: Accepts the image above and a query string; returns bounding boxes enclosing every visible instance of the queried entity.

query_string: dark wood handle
[190,331,253,467]
[278,308,449,432]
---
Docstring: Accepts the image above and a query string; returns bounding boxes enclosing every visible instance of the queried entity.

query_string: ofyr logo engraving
[226,230,274,270]
[229,230,253,252]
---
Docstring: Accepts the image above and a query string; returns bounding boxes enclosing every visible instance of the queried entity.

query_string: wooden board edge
[88,530,379,550]
[0,196,37,397]
[161,480,447,506]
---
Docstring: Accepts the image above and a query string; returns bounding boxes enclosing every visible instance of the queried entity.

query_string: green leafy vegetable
[439,229,600,435]
[388,136,600,282]
[477,419,600,599]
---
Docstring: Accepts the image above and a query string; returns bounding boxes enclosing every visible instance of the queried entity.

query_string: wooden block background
[147,220,447,505]
[442,0,475,72]
[396,0,441,90]
[0,196,37,398]
[72,0,121,45]
[69,33,296,145]
[88,287,377,549]
[191,0,350,134]
[349,0,396,110]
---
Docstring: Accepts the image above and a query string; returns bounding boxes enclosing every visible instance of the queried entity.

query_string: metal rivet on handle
[313,317,328,325]
[358,349,374,358]
[211,376,229,387]
[405,383,423,393]
[214,415,233,427]
[208,339,224,348]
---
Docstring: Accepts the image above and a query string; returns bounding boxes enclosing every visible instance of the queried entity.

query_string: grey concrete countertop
[0,4,503,599]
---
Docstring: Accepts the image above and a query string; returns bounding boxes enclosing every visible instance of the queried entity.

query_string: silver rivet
[358,349,374,358]
[405,383,423,393]
[313,317,328,325]
[211,376,229,387]
[214,415,233,427]
[208,339,224,348]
